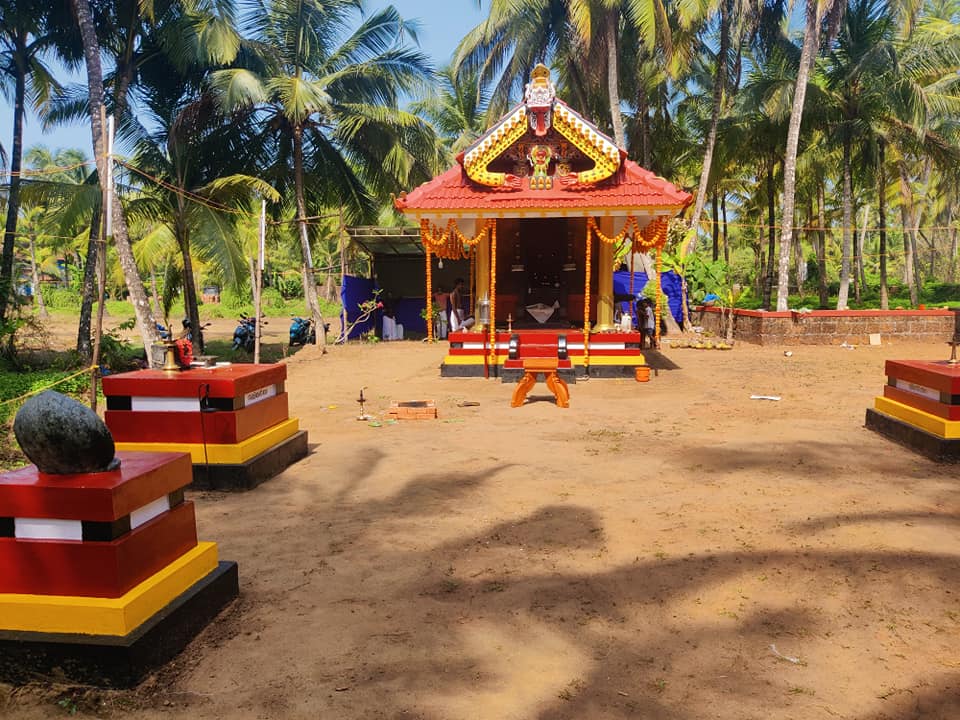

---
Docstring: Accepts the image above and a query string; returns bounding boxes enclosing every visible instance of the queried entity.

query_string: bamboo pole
[89,112,112,410]
[253,199,265,364]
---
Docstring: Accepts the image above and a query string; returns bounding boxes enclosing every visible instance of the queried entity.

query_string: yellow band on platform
[571,355,646,366]
[442,355,506,366]
[0,542,218,636]
[116,417,300,464]
[874,396,960,439]
[443,355,646,367]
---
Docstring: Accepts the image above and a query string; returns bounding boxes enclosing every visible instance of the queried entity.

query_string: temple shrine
[395,65,691,378]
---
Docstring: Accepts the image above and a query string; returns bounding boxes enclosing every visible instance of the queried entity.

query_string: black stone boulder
[13,390,119,475]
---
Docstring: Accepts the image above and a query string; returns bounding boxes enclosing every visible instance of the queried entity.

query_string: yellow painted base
[572,355,646,367]
[116,417,300,464]
[0,542,218,636]
[443,355,504,366]
[874,397,960,439]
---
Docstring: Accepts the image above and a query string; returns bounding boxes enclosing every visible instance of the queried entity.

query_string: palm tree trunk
[149,264,162,317]
[897,160,918,305]
[711,193,720,261]
[28,238,47,318]
[687,0,730,252]
[292,125,327,352]
[764,161,776,309]
[815,184,829,308]
[877,139,888,309]
[856,203,869,303]
[71,0,160,363]
[722,193,729,263]
[0,37,27,322]
[605,12,626,148]
[775,0,831,310]
[77,203,102,358]
[176,218,202,354]
[637,85,652,168]
[948,204,957,285]
[837,136,853,309]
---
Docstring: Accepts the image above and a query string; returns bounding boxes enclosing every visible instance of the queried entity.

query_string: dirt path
[3,338,959,719]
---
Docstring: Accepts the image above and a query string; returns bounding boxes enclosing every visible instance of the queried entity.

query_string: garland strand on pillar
[469,243,476,313]
[655,249,663,348]
[488,221,497,368]
[425,248,434,342]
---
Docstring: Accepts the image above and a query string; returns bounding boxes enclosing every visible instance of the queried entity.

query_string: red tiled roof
[395,158,691,214]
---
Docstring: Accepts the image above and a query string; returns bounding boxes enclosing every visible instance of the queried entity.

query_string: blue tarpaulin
[340,275,427,339]
[612,270,685,324]
[340,275,376,340]
[343,271,685,339]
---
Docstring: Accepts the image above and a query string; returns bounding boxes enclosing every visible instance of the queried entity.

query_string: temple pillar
[595,217,615,331]
[473,223,491,332]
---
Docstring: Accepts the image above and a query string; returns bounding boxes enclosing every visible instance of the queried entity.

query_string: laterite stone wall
[694,307,957,346]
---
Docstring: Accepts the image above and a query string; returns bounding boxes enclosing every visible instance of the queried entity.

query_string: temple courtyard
[3,332,959,720]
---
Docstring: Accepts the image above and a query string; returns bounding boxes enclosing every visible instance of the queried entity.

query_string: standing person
[449,278,466,332]
[642,298,657,349]
[433,285,450,339]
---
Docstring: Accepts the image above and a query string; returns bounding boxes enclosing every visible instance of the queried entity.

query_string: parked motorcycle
[232,314,261,353]
[158,318,208,351]
[289,316,316,346]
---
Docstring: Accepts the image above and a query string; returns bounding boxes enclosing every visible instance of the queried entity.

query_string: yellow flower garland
[425,248,434,342]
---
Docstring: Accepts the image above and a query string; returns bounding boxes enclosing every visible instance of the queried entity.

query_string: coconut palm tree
[0,0,62,322]
[411,65,489,157]
[772,0,845,310]
[211,0,436,351]
[69,0,164,361]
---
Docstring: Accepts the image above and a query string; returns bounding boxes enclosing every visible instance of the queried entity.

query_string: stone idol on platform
[0,391,239,686]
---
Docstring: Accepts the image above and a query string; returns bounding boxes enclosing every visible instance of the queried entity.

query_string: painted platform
[191,430,309,491]
[103,365,308,489]
[442,329,647,378]
[0,449,240,686]
[101,364,287,404]
[0,501,198,598]
[0,560,238,687]
[0,542,218,635]
[0,452,192,522]
[106,392,290,444]
[866,359,960,462]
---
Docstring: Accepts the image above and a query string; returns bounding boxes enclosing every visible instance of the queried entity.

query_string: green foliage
[683,255,730,303]
[41,287,80,310]
[97,319,141,372]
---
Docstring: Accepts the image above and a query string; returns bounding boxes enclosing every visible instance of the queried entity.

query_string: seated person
[382,307,404,341]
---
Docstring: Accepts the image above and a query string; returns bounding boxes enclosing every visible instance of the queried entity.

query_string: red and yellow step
[866,359,960,463]
[0,451,239,686]
[102,364,308,490]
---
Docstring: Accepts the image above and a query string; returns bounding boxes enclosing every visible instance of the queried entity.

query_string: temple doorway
[498,217,587,328]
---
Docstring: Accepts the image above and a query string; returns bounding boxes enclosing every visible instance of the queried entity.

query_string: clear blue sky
[0,0,486,161]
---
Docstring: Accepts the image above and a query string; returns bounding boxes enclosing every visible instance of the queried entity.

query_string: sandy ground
[3,324,960,720]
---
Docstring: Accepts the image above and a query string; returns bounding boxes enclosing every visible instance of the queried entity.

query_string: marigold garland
[425,248,434,342]
[655,248,663,348]
[420,219,493,260]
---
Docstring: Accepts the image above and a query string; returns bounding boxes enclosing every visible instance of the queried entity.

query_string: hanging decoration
[655,249,663,348]
[425,248,434,343]
[419,219,492,260]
